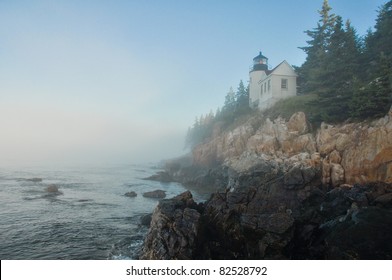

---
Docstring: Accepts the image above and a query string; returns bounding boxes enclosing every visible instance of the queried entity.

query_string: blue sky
[0,0,386,166]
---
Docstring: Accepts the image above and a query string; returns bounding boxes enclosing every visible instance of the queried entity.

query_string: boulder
[142,190,166,199]
[44,184,63,196]
[46,184,60,193]
[140,191,201,260]
[125,191,137,198]
[287,111,309,134]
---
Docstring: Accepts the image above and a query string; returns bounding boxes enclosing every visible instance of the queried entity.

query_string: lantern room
[251,51,268,71]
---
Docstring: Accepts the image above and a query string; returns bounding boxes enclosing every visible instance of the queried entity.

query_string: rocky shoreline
[140,110,392,259]
[141,161,392,259]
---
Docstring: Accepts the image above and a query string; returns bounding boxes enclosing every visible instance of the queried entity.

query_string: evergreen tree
[316,16,361,122]
[366,1,392,67]
[299,0,336,94]
[235,80,250,114]
[223,87,236,111]
[351,53,392,119]
[220,87,236,122]
[351,1,392,119]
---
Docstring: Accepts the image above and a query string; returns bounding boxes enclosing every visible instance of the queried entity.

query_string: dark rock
[26,178,43,182]
[142,190,166,199]
[284,166,304,189]
[144,171,173,182]
[44,184,63,196]
[373,193,392,207]
[140,214,152,226]
[140,162,392,259]
[320,207,392,259]
[140,191,201,259]
[125,191,137,198]
[46,184,60,193]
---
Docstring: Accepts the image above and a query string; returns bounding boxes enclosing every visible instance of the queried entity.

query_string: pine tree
[235,80,250,114]
[316,16,361,122]
[351,1,392,119]
[299,0,336,94]
[351,53,392,119]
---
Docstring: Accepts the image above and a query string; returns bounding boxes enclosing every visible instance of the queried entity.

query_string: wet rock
[142,190,166,199]
[144,171,173,182]
[125,191,137,198]
[140,191,201,260]
[140,214,152,226]
[46,184,60,193]
[44,184,63,196]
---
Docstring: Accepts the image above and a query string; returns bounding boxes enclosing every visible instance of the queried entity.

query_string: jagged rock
[190,111,392,186]
[140,172,392,260]
[140,214,152,226]
[125,191,137,197]
[142,190,166,199]
[330,163,345,187]
[287,111,309,134]
[140,191,201,260]
[329,150,341,164]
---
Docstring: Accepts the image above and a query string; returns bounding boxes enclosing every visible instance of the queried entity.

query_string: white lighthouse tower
[249,51,269,108]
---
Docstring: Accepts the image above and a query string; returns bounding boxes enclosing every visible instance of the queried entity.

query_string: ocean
[0,163,208,260]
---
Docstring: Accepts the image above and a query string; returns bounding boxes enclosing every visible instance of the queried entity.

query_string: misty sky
[0,0,386,167]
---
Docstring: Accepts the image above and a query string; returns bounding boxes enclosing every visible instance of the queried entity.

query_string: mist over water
[0,163,207,260]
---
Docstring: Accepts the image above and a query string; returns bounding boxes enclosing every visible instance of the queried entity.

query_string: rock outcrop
[141,110,392,259]
[192,110,392,187]
[125,191,137,197]
[139,191,202,259]
[141,174,392,259]
[142,190,166,199]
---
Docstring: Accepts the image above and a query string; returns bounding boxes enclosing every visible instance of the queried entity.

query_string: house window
[264,83,266,93]
[281,79,288,89]
[268,80,271,91]
[261,84,263,94]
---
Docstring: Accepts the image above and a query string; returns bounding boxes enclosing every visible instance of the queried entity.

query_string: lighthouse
[252,51,268,71]
[249,51,269,108]
[248,51,297,110]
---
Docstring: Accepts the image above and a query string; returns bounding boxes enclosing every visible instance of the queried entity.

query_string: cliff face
[193,110,392,186]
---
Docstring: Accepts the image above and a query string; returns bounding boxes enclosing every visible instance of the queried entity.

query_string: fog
[0,0,384,169]
[0,104,186,168]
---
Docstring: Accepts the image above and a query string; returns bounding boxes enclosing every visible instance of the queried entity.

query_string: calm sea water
[0,163,208,260]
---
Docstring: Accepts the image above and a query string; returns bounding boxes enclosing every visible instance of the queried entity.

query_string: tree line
[299,0,392,123]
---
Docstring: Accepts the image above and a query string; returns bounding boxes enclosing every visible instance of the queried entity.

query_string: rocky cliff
[141,109,392,259]
[192,109,392,186]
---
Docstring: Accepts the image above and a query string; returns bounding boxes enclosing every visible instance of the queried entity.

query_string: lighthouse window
[281,79,288,89]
